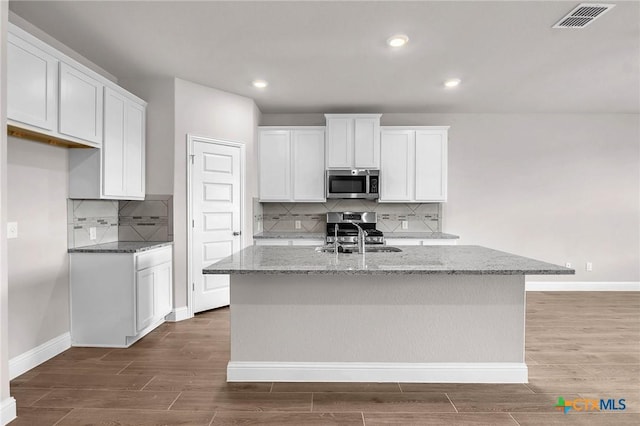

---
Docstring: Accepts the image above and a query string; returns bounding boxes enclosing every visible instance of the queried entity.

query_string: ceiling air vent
[553,3,615,28]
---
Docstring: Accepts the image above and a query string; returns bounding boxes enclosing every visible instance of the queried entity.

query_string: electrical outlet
[401,220,408,230]
[89,227,97,240]
[7,222,18,239]
[586,262,593,272]
[565,262,572,268]
[295,220,301,230]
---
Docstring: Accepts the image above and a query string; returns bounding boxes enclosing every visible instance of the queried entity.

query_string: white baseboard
[227,361,528,383]
[9,332,71,380]
[0,397,16,426]
[526,281,640,291]
[164,306,191,322]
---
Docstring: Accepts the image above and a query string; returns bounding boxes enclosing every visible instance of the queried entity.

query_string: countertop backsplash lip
[68,240,173,253]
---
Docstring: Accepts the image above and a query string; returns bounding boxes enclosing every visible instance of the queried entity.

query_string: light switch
[89,227,97,240]
[401,221,409,230]
[7,222,18,239]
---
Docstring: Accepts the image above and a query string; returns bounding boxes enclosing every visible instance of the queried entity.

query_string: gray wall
[7,138,70,358]
[262,113,640,282]
[173,78,261,308]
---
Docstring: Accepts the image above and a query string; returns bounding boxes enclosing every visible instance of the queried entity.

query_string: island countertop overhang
[203,245,575,276]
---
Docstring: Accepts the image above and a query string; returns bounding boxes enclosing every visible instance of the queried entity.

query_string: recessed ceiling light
[252,79,268,89]
[444,78,461,88]
[387,34,409,48]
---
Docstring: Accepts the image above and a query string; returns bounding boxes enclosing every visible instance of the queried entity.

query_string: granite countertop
[253,232,325,239]
[68,241,173,253]
[385,232,459,239]
[203,245,574,276]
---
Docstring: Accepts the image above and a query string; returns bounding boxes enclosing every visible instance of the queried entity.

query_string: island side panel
[230,274,525,366]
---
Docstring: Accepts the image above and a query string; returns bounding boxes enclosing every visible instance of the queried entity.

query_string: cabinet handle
[233,231,241,236]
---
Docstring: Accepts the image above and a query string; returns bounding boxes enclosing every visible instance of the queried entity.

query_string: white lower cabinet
[70,245,173,347]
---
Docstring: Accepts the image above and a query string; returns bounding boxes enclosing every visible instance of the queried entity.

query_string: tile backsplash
[119,195,173,242]
[68,195,173,248]
[260,200,441,234]
[67,200,119,248]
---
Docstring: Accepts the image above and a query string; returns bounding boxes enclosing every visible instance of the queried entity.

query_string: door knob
[233,231,241,236]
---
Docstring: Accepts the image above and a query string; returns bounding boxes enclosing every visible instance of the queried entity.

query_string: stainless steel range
[325,212,385,246]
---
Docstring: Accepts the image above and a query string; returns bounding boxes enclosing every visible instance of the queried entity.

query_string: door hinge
[190,154,195,164]
[192,220,195,228]
[192,282,195,291]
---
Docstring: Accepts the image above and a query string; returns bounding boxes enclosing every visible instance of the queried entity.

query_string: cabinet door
[259,130,291,201]
[59,62,103,145]
[292,129,325,201]
[124,101,145,198]
[326,118,353,168]
[380,130,414,201]
[136,268,155,333]
[7,33,58,131]
[415,130,447,202]
[103,88,126,197]
[153,262,173,320]
[354,118,380,168]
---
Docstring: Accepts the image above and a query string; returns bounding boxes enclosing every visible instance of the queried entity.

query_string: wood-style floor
[9,292,640,425]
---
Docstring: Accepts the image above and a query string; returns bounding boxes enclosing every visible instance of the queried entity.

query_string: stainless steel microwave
[326,169,379,199]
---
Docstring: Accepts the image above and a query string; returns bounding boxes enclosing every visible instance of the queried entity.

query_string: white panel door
[380,130,414,201]
[292,129,325,201]
[192,140,242,313]
[415,130,447,202]
[59,62,103,145]
[259,130,291,201]
[354,118,380,168]
[124,101,145,198]
[326,117,353,168]
[102,87,126,197]
[7,33,58,131]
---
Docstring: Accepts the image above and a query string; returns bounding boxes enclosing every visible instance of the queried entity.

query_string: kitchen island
[204,245,572,383]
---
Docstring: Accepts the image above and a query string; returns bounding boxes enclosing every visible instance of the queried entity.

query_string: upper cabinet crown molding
[325,114,381,169]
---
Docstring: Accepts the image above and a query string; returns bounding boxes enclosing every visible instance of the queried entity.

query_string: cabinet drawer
[136,246,172,271]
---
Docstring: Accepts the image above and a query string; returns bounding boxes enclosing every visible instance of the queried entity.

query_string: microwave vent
[553,3,615,28]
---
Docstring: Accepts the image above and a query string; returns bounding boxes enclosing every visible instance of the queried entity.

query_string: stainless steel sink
[315,245,402,254]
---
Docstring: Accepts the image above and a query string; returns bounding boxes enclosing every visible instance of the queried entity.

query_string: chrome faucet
[333,224,340,253]
[352,222,368,254]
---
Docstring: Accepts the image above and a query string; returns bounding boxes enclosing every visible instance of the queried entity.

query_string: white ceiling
[8,1,640,114]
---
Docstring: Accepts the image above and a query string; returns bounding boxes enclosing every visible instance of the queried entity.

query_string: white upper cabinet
[69,87,146,200]
[354,117,380,168]
[380,130,414,201]
[59,63,104,146]
[259,127,325,202]
[380,127,448,202]
[103,87,145,199]
[325,114,381,169]
[415,130,447,201]
[259,130,291,201]
[292,129,326,201]
[7,32,58,132]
